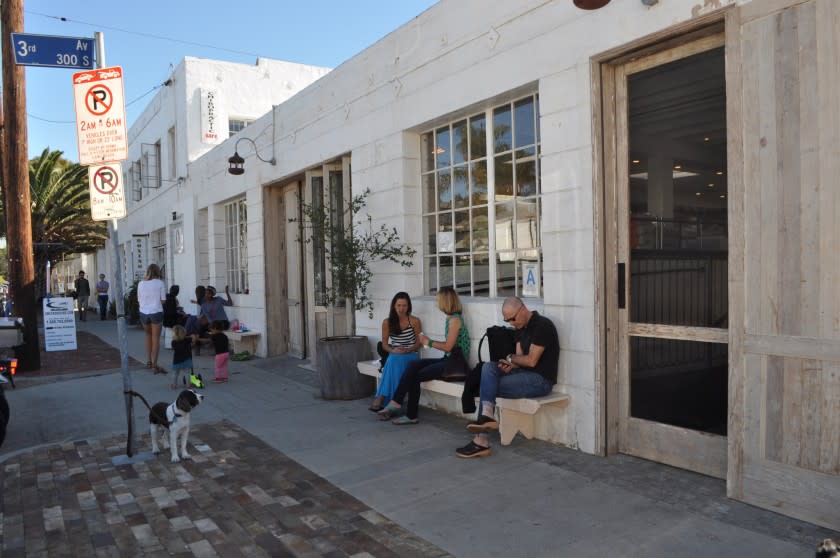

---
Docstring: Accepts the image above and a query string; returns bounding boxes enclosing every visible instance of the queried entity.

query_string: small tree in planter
[296,188,416,399]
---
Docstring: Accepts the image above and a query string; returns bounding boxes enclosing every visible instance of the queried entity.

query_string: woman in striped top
[369,292,423,412]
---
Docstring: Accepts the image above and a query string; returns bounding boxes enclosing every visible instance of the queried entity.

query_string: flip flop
[391,416,418,425]
[145,361,153,368]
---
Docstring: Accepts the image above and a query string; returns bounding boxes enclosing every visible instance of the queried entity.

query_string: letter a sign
[72,66,128,165]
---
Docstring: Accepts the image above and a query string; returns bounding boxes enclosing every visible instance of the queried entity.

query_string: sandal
[391,416,418,425]
[368,405,383,413]
[153,365,166,375]
[145,361,153,368]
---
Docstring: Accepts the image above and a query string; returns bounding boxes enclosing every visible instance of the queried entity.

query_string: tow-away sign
[87,163,126,221]
[73,66,127,165]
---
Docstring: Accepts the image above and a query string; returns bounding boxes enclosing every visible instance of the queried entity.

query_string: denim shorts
[139,311,164,325]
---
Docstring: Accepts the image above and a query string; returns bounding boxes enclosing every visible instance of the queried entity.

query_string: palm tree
[1,149,108,297]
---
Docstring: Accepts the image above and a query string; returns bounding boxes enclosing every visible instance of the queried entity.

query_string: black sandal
[455,441,491,458]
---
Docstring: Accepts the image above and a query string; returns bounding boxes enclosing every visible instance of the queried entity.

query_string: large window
[421,94,541,297]
[225,199,248,294]
[151,228,166,280]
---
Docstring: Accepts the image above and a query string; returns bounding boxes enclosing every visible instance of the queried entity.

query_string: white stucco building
[99,0,840,529]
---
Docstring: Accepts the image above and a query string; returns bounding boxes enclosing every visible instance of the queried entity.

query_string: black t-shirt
[75,278,91,297]
[516,311,560,384]
[171,338,192,364]
[210,332,229,355]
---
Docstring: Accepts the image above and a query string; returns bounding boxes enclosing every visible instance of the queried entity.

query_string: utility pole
[1,0,40,371]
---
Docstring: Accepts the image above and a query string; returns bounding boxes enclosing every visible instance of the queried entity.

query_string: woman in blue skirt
[369,292,422,412]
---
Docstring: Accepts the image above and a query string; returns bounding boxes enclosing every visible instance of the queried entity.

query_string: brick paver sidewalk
[0,421,448,558]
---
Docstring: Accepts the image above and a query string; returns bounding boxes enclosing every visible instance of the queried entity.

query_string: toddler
[209,320,230,383]
[170,325,193,389]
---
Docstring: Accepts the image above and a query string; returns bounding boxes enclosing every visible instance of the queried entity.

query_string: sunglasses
[503,305,523,323]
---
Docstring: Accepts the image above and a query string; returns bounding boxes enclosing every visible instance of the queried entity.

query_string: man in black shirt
[74,271,91,322]
[456,296,559,458]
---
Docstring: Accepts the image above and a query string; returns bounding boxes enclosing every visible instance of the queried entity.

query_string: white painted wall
[111,0,740,453]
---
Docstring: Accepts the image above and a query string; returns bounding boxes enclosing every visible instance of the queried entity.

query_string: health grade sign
[72,66,128,165]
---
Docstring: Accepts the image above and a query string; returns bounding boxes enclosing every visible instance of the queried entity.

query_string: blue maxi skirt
[375,351,420,400]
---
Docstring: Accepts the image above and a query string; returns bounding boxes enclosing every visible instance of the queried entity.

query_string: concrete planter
[317,335,373,400]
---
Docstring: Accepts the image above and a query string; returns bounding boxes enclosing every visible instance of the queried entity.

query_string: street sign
[11,33,94,69]
[87,162,126,220]
[73,66,127,165]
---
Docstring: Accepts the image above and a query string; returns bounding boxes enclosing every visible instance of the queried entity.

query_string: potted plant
[297,188,416,399]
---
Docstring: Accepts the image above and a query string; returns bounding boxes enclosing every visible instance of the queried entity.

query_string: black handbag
[441,345,468,382]
[461,326,517,413]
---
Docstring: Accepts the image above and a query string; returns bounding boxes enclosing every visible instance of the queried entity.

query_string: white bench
[357,359,569,446]
[225,330,261,354]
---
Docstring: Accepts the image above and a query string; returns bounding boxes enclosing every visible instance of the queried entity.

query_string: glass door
[616,37,728,478]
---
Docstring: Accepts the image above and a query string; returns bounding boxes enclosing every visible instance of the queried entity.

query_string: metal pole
[95,32,135,457]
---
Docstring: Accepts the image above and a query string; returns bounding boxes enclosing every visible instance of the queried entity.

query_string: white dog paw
[170,456,181,463]
[181,453,192,460]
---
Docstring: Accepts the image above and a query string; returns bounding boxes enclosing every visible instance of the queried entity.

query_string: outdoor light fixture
[573,0,611,9]
[228,137,276,175]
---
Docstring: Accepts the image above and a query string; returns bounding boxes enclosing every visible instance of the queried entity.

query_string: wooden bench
[357,359,570,445]
[225,330,261,355]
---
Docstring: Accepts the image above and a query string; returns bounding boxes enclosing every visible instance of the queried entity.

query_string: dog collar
[168,403,184,424]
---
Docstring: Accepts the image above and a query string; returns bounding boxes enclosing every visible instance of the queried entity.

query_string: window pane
[473,253,490,296]
[471,160,487,205]
[470,114,486,159]
[453,165,469,209]
[438,212,453,253]
[516,199,538,249]
[493,105,512,153]
[425,215,437,254]
[439,255,454,289]
[452,119,467,165]
[514,97,536,148]
[436,126,450,168]
[421,132,435,173]
[496,251,516,297]
[535,95,540,143]
[437,170,452,211]
[495,153,513,199]
[422,173,436,213]
[455,255,471,296]
[515,147,537,197]
[472,207,489,251]
[454,210,470,252]
[495,201,514,251]
[425,257,438,295]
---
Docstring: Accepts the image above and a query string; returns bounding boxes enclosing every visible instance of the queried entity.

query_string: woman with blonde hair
[137,263,167,373]
[378,287,469,424]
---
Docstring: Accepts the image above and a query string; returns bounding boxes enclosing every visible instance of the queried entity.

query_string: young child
[209,320,230,383]
[170,325,193,390]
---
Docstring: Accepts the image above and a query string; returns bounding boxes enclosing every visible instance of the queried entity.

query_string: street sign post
[87,162,126,220]
[11,33,94,69]
[72,66,128,165]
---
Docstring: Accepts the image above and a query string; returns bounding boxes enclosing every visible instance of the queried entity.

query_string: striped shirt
[389,322,417,348]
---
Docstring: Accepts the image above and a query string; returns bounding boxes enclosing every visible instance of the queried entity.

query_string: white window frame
[224,198,249,294]
[151,228,167,280]
[228,118,253,138]
[421,93,542,298]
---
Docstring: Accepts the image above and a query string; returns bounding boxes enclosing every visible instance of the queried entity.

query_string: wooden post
[1,0,40,370]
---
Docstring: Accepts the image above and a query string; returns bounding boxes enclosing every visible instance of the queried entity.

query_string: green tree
[0,149,108,297]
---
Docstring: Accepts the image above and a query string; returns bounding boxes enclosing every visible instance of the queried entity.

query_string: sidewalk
[1,319,837,557]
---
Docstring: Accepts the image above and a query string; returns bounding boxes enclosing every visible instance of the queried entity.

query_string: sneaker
[466,414,499,433]
[455,441,491,459]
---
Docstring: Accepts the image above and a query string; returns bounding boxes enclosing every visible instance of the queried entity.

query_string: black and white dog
[149,389,204,462]
[817,539,840,558]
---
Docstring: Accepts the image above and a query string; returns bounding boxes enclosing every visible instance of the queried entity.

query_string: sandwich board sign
[42,297,77,351]
[88,162,126,220]
[72,66,127,165]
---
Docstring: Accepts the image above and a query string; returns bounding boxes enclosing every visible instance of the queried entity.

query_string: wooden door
[728,0,840,529]
[284,184,305,358]
[612,35,729,478]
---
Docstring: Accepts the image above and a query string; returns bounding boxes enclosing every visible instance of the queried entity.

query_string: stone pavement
[0,420,447,558]
[2,319,839,557]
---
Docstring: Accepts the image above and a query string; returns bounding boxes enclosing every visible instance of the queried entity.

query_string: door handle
[617,262,626,309]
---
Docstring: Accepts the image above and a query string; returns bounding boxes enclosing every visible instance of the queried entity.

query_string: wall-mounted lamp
[228,137,276,175]
[573,0,611,8]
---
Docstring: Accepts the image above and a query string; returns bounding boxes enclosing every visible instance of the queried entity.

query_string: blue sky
[12,0,438,162]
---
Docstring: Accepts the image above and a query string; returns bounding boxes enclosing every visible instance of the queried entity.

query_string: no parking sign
[87,162,126,220]
[72,66,127,165]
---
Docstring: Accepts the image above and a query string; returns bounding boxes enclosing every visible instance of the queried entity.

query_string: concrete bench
[357,359,569,445]
[225,330,261,355]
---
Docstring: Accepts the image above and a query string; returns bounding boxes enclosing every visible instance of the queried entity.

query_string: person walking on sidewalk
[209,320,230,383]
[74,271,91,321]
[455,296,559,458]
[138,263,167,374]
[96,273,110,320]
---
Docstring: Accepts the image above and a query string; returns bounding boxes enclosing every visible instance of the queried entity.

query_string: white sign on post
[72,66,128,165]
[88,162,126,220]
[43,297,78,351]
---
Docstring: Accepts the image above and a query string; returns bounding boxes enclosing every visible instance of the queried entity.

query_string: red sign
[73,66,127,165]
